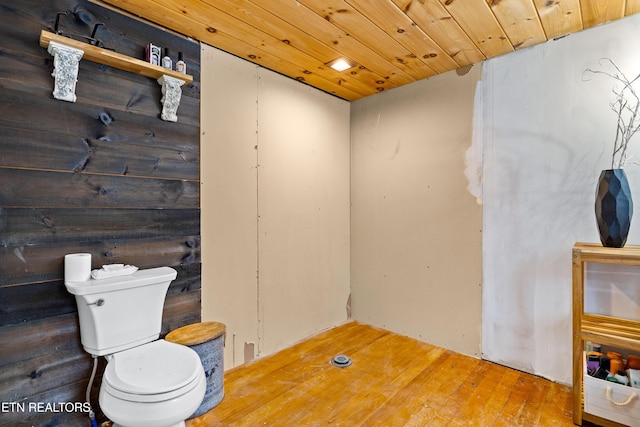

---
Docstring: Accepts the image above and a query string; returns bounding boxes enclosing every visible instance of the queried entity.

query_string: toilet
[65,266,206,427]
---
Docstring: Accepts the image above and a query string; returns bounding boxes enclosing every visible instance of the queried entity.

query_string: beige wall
[201,14,639,383]
[200,45,259,368]
[200,45,351,368]
[256,71,352,355]
[350,66,483,357]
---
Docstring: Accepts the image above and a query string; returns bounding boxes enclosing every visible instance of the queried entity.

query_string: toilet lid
[104,340,201,395]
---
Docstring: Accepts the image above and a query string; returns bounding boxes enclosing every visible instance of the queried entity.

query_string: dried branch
[584,58,640,169]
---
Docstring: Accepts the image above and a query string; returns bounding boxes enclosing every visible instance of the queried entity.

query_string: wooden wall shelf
[39,30,193,84]
[40,30,192,121]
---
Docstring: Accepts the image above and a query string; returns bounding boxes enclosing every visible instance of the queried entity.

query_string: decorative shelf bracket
[47,41,84,103]
[157,75,186,122]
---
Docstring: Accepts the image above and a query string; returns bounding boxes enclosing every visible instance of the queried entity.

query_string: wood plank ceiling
[99,0,640,101]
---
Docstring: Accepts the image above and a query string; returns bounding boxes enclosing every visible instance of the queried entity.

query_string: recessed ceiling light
[327,57,356,72]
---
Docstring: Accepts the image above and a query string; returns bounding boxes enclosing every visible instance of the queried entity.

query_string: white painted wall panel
[482,14,640,384]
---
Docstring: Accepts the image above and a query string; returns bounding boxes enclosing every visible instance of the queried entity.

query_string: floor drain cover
[331,354,352,368]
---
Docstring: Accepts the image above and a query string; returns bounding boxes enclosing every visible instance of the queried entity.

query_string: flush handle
[88,298,105,307]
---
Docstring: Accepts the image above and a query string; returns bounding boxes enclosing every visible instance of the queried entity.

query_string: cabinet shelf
[582,314,640,351]
[39,30,193,84]
[574,242,640,264]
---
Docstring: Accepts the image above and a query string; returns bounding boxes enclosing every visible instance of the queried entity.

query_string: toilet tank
[65,267,178,356]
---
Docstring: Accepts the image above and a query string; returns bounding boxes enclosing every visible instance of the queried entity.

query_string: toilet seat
[103,340,203,403]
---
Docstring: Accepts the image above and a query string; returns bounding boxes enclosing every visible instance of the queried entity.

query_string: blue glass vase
[595,169,633,248]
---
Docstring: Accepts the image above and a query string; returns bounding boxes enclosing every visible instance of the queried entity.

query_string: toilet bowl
[99,340,206,427]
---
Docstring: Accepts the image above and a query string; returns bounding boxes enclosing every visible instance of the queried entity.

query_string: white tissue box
[91,264,138,280]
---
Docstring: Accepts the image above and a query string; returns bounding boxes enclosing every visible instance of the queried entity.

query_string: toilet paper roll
[65,253,92,282]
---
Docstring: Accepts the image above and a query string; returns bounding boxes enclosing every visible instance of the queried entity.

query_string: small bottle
[175,52,187,74]
[161,48,172,70]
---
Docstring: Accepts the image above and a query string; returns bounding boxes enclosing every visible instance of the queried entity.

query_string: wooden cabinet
[573,242,640,426]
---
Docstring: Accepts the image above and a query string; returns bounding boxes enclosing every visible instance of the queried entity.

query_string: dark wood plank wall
[0,1,201,425]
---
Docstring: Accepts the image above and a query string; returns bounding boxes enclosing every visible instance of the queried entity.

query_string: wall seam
[255,66,262,358]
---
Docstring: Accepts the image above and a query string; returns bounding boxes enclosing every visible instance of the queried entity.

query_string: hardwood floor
[187,321,578,427]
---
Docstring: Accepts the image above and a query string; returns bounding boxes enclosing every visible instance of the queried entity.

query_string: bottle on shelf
[161,48,172,70]
[175,52,186,74]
